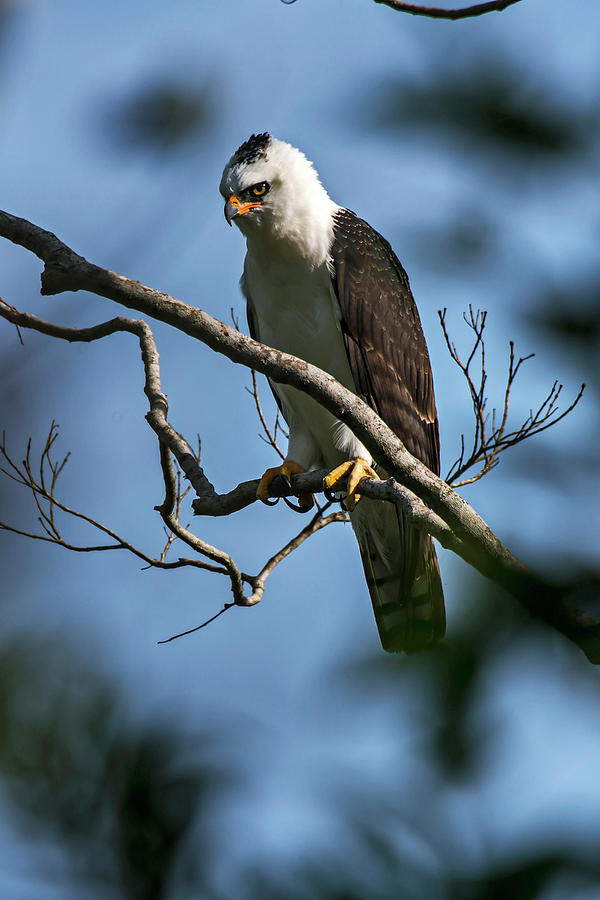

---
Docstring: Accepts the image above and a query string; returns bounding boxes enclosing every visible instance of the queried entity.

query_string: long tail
[350,498,445,653]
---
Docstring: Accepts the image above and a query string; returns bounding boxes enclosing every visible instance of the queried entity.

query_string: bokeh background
[1,0,600,896]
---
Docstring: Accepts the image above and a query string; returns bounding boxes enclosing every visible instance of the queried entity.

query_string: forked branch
[0,423,227,574]
[247,368,287,461]
[0,211,598,662]
[159,503,347,643]
[0,299,350,629]
[232,305,288,462]
[440,306,585,487]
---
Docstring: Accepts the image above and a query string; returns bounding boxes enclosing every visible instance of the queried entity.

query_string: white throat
[244,189,339,268]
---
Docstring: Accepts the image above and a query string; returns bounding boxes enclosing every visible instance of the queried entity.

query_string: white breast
[244,250,371,470]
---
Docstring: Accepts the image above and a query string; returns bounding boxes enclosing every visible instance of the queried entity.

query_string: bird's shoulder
[329,207,425,336]
[330,208,410,287]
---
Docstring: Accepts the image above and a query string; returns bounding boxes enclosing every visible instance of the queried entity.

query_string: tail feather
[351,499,445,653]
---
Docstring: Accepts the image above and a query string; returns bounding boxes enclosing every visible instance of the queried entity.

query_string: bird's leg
[256,460,314,510]
[323,458,378,511]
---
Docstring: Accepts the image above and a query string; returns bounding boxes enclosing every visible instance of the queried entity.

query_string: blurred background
[1,0,599,896]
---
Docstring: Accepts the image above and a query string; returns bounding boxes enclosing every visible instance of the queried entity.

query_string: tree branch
[0,298,217,501]
[154,438,248,605]
[191,468,456,548]
[159,504,348,643]
[157,603,236,644]
[246,369,286,460]
[243,502,348,605]
[0,211,520,553]
[0,299,346,611]
[373,0,523,20]
[440,306,585,486]
[233,308,288,461]
[1,210,598,662]
[0,425,227,575]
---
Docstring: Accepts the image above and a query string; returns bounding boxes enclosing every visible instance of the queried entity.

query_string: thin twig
[236,306,290,458]
[160,505,349,642]
[439,307,585,487]
[158,468,192,563]
[0,429,229,574]
[0,301,345,610]
[247,369,285,459]
[242,503,349,604]
[0,299,216,502]
[157,603,235,644]
[155,441,247,603]
[1,212,599,662]
[373,0,523,20]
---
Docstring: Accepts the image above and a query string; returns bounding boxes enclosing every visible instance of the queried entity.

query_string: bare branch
[0,309,245,589]
[192,467,456,547]
[0,428,227,574]
[247,369,286,460]
[154,440,247,604]
[440,307,585,487]
[158,469,192,563]
[373,0,523,20]
[160,504,349,642]
[157,603,236,644]
[1,211,598,662]
[0,299,316,609]
[234,304,286,460]
[0,298,217,502]
[243,503,349,605]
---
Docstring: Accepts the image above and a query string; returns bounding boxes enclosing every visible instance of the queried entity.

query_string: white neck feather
[222,137,340,269]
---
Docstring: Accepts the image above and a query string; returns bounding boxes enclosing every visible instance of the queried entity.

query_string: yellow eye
[252,183,267,196]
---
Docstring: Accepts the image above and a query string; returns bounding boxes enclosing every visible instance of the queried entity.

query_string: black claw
[323,485,348,510]
[283,496,313,514]
[269,473,292,496]
[259,496,279,506]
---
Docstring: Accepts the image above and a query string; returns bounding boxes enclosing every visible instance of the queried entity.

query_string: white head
[220,133,338,264]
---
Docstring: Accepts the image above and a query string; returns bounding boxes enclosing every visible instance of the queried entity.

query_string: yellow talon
[256,460,313,508]
[323,457,378,511]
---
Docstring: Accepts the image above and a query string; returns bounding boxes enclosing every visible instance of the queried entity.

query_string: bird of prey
[220,133,444,653]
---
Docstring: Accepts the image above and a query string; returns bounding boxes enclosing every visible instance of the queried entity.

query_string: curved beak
[224,194,263,226]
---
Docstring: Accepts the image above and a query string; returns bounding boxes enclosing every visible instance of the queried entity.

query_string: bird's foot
[323,458,378,511]
[256,460,313,510]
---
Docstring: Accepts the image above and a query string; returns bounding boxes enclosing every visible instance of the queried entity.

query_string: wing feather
[330,208,445,653]
[330,208,440,474]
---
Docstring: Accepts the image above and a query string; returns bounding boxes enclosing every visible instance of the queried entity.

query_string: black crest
[233,132,271,165]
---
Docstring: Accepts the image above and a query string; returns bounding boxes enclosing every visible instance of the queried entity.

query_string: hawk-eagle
[220,133,444,653]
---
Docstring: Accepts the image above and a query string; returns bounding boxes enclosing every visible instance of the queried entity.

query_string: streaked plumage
[220,134,445,652]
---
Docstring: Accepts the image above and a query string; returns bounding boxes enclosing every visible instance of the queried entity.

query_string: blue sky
[1,0,600,895]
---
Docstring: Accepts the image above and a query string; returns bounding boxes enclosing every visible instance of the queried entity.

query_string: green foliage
[529,273,600,393]
[369,58,598,163]
[0,639,231,898]
[2,615,600,897]
[104,79,216,156]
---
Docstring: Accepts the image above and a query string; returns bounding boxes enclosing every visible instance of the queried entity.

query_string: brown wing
[330,209,444,653]
[330,208,440,475]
